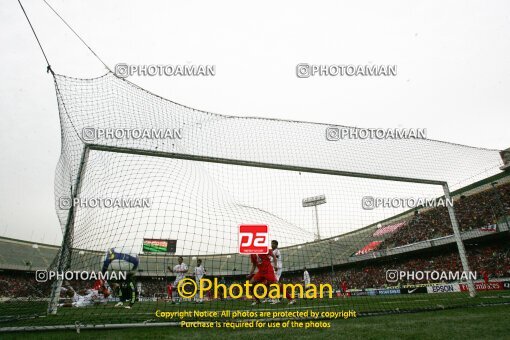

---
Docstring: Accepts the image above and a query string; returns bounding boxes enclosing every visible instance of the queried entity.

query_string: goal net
[2,71,508,331]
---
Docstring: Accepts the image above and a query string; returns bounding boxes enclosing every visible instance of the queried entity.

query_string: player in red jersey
[247,250,295,305]
[249,251,278,283]
[166,284,173,301]
[341,280,349,297]
[92,279,103,291]
[483,270,490,291]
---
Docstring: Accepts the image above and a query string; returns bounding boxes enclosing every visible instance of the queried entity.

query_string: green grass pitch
[1,291,509,339]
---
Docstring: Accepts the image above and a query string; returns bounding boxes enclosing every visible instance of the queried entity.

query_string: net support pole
[48,207,75,314]
[48,146,90,314]
[442,183,476,297]
[328,239,335,280]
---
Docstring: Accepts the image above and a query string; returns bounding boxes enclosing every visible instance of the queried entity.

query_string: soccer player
[218,276,227,301]
[113,272,137,309]
[167,256,188,304]
[483,270,490,291]
[58,281,110,308]
[303,267,311,289]
[136,281,142,298]
[341,279,349,297]
[270,240,283,304]
[247,250,295,305]
[193,259,207,303]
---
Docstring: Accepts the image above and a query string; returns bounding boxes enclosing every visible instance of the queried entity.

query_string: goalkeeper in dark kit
[112,272,137,309]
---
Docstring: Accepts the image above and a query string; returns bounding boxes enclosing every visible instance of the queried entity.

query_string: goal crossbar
[87,144,447,186]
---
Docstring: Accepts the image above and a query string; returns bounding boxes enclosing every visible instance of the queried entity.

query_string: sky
[0,0,509,247]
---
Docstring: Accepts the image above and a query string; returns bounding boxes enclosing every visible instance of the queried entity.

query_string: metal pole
[89,144,445,186]
[314,205,321,240]
[443,183,476,297]
[48,147,90,314]
[329,240,335,280]
[48,209,74,314]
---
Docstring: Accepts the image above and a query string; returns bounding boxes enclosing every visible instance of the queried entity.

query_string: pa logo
[238,224,269,254]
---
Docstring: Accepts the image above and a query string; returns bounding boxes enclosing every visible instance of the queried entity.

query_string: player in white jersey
[58,282,109,307]
[136,281,142,297]
[270,240,283,304]
[193,259,207,303]
[271,240,283,280]
[303,267,311,289]
[73,289,98,307]
[168,256,188,303]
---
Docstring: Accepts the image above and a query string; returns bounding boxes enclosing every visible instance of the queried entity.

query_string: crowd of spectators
[1,241,508,298]
[296,242,510,290]
[1,183,509,298]
[132,245,510,297]
[0,272,51,298]
[377,183,510,250]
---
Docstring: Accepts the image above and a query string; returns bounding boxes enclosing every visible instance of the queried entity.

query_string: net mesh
[1,71,509,330]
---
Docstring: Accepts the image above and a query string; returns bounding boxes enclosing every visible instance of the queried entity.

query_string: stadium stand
[0,173,508,299]
[372,180,510,252]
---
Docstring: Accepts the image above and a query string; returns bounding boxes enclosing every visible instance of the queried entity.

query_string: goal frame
[47,143,477,316]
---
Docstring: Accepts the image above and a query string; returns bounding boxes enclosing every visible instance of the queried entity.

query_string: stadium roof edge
[0,236,59,250]
[1,172,508,254]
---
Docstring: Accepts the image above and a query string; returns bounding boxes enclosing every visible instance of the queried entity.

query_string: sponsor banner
[347,288,401,296]
[138,297,157,302]
[386,283,433,289]
[347,280,510,296]
[348,289,375,296]
[426,283,460,294]
[376,288,401,295]
[479,224,497,232]
[460,281,504,292]
[400,283,432,289]
[401,287,427,294]
[348,290,368,297]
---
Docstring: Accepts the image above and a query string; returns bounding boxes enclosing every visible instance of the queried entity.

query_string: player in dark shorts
[247,250,295,305]
[113,272,136,309]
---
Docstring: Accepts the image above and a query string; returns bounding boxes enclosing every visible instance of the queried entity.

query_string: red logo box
[238,224,269,254]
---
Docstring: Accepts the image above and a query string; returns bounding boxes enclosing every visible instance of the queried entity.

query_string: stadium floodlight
[302,195,327,240]
[302,195,336,278]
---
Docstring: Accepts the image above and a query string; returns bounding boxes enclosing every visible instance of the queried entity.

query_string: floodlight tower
[302,195,336,281]
[302,195,327,240]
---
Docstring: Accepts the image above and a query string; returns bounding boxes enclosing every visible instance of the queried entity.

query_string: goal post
[442,184,476,297]
[45,141,479,317]
[48,147,90,314]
